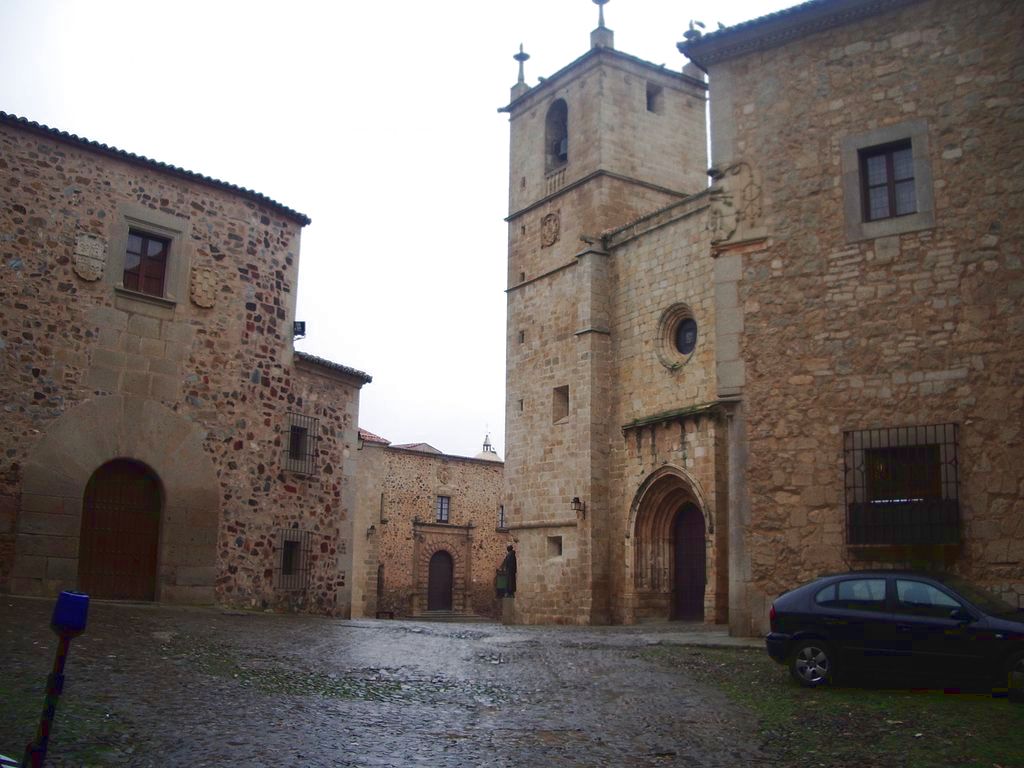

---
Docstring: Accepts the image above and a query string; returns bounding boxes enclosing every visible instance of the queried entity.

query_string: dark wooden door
[427,551,453,611]
[79,459,161,600]
[672,503,706,620]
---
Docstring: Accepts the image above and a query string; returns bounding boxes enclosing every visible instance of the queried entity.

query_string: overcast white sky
[0,0,798,458]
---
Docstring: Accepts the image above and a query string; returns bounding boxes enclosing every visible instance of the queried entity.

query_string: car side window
[816,579,887,611]
[895,580,962,619]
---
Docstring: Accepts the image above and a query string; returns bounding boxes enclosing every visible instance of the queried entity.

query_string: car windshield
[940,576,1020,616]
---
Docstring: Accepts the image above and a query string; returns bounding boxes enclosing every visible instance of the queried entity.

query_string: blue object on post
[22,591,90,768]
[50,591,89,637]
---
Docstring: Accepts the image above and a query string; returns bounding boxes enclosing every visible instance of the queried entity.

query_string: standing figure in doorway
[502,544,517,597]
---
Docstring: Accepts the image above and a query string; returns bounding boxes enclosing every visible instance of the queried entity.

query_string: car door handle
[824,618,846,625]
[897,624,913,632]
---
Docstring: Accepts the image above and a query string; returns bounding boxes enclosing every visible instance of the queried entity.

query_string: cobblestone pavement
[1,597,766,767]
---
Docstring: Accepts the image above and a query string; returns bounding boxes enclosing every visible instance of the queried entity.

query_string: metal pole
[22,634,72,768]
[21,591,89,768]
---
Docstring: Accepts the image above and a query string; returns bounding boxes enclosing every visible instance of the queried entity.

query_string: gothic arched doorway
[672,503,706,620]
[78,459,162,600]
[629,467,709,622]
[427,550,454,611]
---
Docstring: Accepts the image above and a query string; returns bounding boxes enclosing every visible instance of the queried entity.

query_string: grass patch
[0,679,127,766]
[644,646,1024,768]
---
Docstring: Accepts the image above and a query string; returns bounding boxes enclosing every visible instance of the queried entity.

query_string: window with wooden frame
[860,140,916,222]
[436,495,450,523]
[123,229,170,296]
[283,412,319,476]
[840,120,934,242]
[107,206,190,307]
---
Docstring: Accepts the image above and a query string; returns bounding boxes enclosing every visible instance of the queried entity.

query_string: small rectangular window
[436,495,450,523]
[275,528,311,591]
[518,330,525,344]
[498,504,506,530]
[283,412,319,476]
[552,385,569,423]
[547,535,563,558]
[646,83,664,114]
[859,140,916,222]
[123,229,169,297]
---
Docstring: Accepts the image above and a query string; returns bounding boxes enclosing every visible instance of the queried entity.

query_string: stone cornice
[506,169,689,223]
[498,47,705,116]
[679,0,924,70]
[621,402,724,433]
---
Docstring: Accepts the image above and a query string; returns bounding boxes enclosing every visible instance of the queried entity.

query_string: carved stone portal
[190,266,217,308]
[707,161,764,246]
[73,234,107,281]
[541,212,560,248]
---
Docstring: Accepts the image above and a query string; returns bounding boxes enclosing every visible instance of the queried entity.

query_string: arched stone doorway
[427,550,454,611]
[79,459,162,600]
[628,467,710,622]
[11,395,219,602]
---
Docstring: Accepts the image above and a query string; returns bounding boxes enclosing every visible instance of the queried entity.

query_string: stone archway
[11,395,219,602]
[627,466,712,622]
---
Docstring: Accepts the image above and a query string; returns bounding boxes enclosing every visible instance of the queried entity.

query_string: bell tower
[500,0,708,624]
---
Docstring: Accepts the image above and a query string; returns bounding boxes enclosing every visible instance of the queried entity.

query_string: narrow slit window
[436,495,450,523]
[552,385,569,423]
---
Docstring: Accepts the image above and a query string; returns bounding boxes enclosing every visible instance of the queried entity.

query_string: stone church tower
[500,4,710,624]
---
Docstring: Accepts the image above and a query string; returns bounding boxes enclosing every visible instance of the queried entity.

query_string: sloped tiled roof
[358,428,391,445]
[294,351,372,383]
[0,111,311,226]
[391,442,443,455]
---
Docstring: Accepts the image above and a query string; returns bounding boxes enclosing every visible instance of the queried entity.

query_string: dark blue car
[766,571,1024,695]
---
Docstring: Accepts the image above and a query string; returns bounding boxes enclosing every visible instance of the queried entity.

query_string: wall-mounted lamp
[571,497,586,518]
[366,524,376,538]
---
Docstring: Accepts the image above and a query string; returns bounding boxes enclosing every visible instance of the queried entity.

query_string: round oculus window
[674,318,698,356]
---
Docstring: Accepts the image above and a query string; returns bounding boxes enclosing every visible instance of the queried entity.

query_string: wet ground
[1,597,765,767]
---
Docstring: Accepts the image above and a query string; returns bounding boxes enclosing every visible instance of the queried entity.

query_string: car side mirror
[949,607,973,623]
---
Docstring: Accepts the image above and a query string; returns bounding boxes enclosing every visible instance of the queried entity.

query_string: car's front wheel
[1004,651,1024,703]
[789,639,833,687]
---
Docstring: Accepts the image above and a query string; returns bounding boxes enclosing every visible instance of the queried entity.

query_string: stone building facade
[352,432,508,619]
[0,113,370,615]
[502,0,1023,634]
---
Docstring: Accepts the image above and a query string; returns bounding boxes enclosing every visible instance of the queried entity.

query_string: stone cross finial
[590,0,614,49]
[513,44,530,85]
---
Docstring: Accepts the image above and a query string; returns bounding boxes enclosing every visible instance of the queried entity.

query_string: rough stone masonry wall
[356,445,506,618]
[0,122,361,614]
[713,0,1024,629]
[604,198,728,623]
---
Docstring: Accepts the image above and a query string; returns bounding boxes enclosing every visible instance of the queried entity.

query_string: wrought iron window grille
[283,412,319,476]
[843,423,960,546]
[275,527,312,591]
